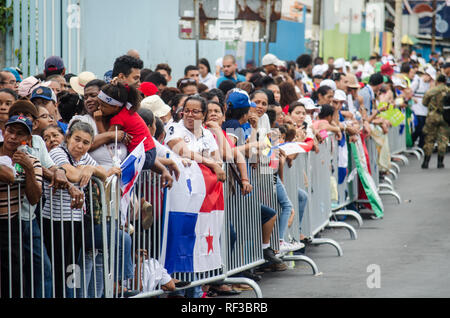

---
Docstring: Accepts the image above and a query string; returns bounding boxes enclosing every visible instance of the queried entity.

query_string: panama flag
[160,160,224,274]
[338,132,348,185]
[119,139,146,226]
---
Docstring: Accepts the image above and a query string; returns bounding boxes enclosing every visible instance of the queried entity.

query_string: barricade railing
[329,136,364,228]
[365,133,402,204]
[0,176,109,299]
[283,137,345,256]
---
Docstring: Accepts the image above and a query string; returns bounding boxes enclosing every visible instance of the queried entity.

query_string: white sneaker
[289,240,305,251]
[279,241,298,253]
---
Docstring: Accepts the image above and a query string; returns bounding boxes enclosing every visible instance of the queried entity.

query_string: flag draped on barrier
[161,161,224,274]
[351,140,384,218]
[120,139,146,226]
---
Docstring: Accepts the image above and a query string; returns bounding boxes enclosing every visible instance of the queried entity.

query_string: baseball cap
[18,76,40,98]
[44,56,65,73]
[334,89,347,101]
[380,63,394,76]
[140,95,171,118]
[392,76,407,88]
[320,79,337,91]
[5,115,33,134]
[104,70,113,84]
[31,86,57,103]
[226,88,256,109]
[334,58,346,69]
[3,67,22,82]
[8,100,39,119]
[262,53,280,66]
[298,97,319,110]
[312,64,329,77]
[70,71,97,96]
[425,66,436,81]
[139,82,159,97]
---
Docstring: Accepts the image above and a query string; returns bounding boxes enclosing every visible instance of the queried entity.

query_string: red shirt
[110,107,155,153]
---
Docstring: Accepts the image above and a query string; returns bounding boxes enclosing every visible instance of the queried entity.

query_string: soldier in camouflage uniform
[421,75,450,169]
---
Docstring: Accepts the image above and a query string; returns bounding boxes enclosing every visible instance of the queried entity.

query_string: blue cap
[104,70,113,84]
[31,86,56,103]
[226,89,256,109]
[5,115,33,134]
[3,67,22,82]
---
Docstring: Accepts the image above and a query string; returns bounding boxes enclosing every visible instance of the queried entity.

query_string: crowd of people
[0,47,449,298]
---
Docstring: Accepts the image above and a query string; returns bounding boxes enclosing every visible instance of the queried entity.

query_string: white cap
[276,59,287,68]
[320,79,337,91]
[298,97,319,110]
[312,64,329,77]
[140,95,171,118]
[425,66,436,80]
[334,58,346,69]
[334,89,347,101]
[262,53,280,66]
[392,76,407,88]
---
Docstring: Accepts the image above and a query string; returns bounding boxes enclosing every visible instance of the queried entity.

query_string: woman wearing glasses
[165,95,226,182]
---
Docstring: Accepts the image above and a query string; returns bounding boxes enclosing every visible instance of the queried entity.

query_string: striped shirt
[42,145,98,221]
[0,153,43,220]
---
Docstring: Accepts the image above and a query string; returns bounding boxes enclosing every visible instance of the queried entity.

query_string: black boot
[421,155,431,169]
[438,155,445,169]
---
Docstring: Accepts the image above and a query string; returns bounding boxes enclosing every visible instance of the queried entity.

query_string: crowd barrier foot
[327,221,357,240]
[388,168,398,180]
[382,175,394,186]
[222,277,263,298]
[412,147,424,157]
[281,254,319,275]
[404,149,422,161]
[378,189,402,204]
[390,161,401,174]
[309,238,343,256]
[378,183,394,191]
[391,154,409,166]
[333,210,363,228]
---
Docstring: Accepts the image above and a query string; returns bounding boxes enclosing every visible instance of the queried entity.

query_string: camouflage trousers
[423,111,450,156]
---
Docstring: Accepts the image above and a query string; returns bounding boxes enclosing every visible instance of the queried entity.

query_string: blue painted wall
[245,19,306,66]
[79,0,225,85]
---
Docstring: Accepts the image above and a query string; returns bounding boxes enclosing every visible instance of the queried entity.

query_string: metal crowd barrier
[329,136,364,228]
[365,134,402,204]
[0,176,109,299]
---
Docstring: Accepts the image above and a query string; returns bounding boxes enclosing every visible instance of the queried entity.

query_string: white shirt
[164,120,218,158]
[362,62,374,79]
[257,113,271,140]
[70,114,127,169]
[411,77,430,117]
[199,73,217,90]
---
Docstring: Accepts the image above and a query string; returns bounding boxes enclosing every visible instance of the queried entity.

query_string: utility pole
[431,0,437,53]
[312,0,321,59]
[394,0,402,60]
[194,0,200,64]
[265,0,271,55]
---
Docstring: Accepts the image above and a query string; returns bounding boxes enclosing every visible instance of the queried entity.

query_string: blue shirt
[222,120,252,146]
[216,74,246,88]
[58,121,68,134]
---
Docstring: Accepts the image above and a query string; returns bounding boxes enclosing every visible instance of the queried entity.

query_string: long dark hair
[101,82,141,113]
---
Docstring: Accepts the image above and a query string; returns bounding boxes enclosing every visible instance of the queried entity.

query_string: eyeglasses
[183,108,203,115]
[39,113,54,120]
[0,80,16,85]
[179,78,197,86]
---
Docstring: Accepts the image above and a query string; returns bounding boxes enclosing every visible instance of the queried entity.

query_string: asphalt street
[238,152,450,298]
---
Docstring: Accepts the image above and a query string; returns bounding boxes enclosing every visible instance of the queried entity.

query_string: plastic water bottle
[14,141,28,174]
